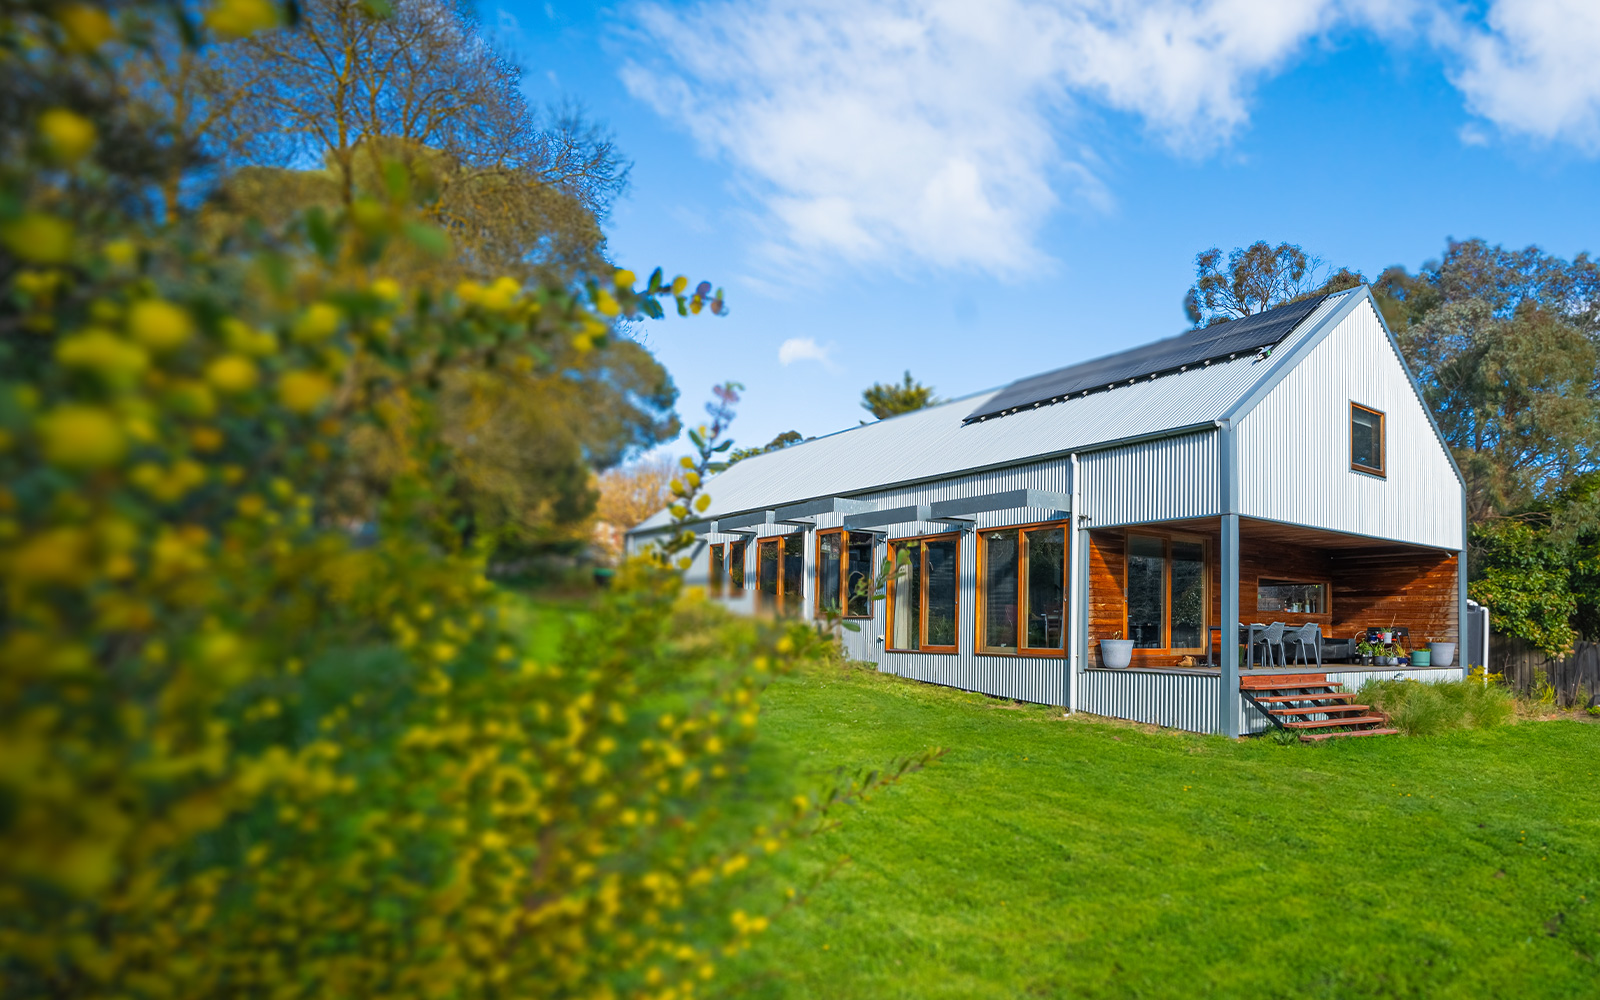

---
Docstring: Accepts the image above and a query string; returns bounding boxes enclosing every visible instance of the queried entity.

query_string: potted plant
[1394,643,1409,666]
[1100,630,1134,669]
[1356,639,1376,665]
[1411,643,1431,667]
[1429,638,1456,667]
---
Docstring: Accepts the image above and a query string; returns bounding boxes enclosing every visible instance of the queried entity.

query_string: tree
[1184,240,1364,326]
[861,371,938,420]
[592,456,675,562]
[728,429,805,465]
[1375,239,1600,651]
[134,0,679,552]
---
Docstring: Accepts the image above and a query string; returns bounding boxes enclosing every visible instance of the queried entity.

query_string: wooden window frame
[885,532,961,654]
[755,533,806,616]
[709,543,726,598]
[975,520,1069,658]
[1122,529,1209,655]
[1255,577,1332,617]
[814,528,876,619]
[708,539,748,595]
[1350,402,1386,478]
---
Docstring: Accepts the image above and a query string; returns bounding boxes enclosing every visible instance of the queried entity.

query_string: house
[626,287,1468,737]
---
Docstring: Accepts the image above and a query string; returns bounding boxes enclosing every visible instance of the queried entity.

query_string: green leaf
[305,207,336,260]
[402,222,450,258]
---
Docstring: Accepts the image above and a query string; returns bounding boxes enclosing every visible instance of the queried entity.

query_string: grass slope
[730,664,1600,999]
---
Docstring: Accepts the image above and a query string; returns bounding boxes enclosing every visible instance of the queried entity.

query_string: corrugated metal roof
[964,294,1331,422]
[630,290,1356,533]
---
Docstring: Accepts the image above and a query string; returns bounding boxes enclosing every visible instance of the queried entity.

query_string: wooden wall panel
[1329,548,1459,646]
[1087,524,1460,665]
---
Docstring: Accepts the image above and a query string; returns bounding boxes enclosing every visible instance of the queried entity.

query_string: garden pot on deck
[1411,649,1432,667]
[1430,642,1456,668]
[1100,639,1135,669]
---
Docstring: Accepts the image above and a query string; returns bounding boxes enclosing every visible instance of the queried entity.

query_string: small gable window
[1351,403,1385,477]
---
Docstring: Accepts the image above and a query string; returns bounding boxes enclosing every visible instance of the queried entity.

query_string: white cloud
[619,0,1600,276]
[777,336,835,367]
[1444,0,1600,153]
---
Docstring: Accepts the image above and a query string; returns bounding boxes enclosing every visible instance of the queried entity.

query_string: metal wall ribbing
[1080,670,1229,733]
[1235,299,1464,550]
[1079,430,1219,527]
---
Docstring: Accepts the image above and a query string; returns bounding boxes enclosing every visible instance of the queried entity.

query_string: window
[1124,533,1207,652]
[887,534,960,652]
[707,540,747,596]
[816,529,877,618]
[756,534,805,615]
[1351,403,1385,476]
[977,523,1068,655]
[1257,579,1327,615]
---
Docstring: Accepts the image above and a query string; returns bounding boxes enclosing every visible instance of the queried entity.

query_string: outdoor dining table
[1202,622,1320,668]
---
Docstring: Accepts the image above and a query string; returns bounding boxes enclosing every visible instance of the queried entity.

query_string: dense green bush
[0,3,932,997]
[1356,678,1515,736]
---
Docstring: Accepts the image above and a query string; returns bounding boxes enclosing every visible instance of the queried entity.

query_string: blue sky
[494,0,1600,456]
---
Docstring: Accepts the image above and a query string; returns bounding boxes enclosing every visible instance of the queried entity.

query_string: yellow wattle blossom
[205,355,259,394]
[38,405,126,469]
[204,0,282,39]
[278,370,334,414]
[56,328,149,389]
[614,268,636,289]
[480,276,521,312]
[55,3,117,51]
[1,213,73,264]
[127,299,194,351]
[38,108,97,165]
[292,302,342,342]
[372,277,402,301]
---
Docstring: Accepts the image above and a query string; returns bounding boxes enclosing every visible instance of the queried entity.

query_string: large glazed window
[816,529,877,618]
[978,524,1067,655]
[709,544,726,598]
[1351,403,1385,476]
[727,540,746,589]
[887,533,959,653]
[1126,535,1166,649]
[1124,533,1208,653]
[756,534,805,615]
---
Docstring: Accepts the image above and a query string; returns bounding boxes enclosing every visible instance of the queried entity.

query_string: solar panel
[963,294,1333,423]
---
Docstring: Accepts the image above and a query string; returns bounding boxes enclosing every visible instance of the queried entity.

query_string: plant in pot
[1394,643,1410,666]
[1100,630,1135,669]
[1429,637,1456,668]
[1355,639,1376,665]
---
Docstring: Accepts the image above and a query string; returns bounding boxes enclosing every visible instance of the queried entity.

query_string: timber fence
[1488,635,1600,709]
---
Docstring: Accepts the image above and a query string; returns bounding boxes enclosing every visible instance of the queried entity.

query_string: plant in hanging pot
[1100,630,1135,669]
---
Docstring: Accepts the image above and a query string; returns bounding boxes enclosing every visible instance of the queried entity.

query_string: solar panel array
[963,293,1332,423]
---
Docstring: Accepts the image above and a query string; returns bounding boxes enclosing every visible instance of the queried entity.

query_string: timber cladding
[1087,526,1460,667]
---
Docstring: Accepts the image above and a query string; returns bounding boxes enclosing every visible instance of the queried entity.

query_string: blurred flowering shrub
[0,2,932,997]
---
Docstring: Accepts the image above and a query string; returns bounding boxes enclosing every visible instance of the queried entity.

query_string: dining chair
[1285,622,1322,668]
[1252,622,1287,668]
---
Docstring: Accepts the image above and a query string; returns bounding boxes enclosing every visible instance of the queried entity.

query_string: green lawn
[728,662,1600,998]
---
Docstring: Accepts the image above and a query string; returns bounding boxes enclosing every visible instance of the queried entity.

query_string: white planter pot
[1100,639,1135,669]
[1430,642,1456,668]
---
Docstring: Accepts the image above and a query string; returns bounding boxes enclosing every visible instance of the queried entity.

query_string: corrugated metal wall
[1079,430,1219,527]
[1235,299,1464,550]
[1079,670,1268,734]
[707,457,1074,706]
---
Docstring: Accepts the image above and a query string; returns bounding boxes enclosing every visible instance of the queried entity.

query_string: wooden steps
[1238,676,1401,742]
[1269,704,1371,717]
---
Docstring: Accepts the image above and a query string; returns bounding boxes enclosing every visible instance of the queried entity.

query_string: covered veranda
[1081,514,1467,736]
